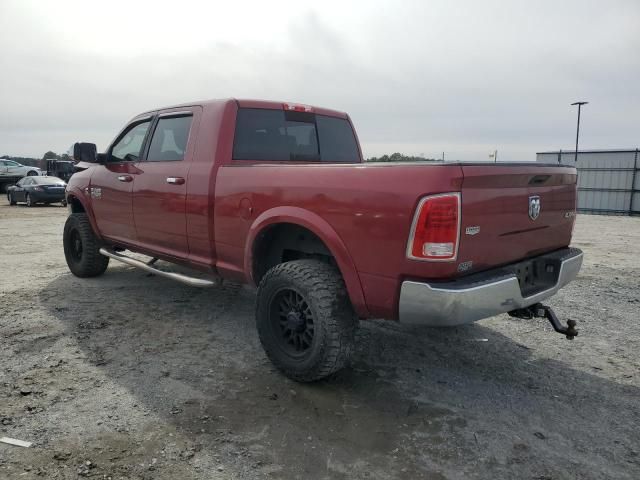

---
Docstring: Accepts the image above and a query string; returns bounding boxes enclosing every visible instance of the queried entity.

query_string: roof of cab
[135,98,349,120]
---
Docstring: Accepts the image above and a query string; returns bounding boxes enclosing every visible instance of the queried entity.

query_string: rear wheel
[63,213,109,277]
[27,170,38,176]
[256,260,357,382]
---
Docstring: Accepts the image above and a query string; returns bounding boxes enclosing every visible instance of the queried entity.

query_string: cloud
[1,0,639,160]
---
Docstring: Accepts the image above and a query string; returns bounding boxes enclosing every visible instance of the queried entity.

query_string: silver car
[0,160,41,177]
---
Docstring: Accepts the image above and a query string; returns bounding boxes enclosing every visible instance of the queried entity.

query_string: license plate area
[510,257,561,297]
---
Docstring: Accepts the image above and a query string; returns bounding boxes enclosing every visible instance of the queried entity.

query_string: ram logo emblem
[529,195,541,221]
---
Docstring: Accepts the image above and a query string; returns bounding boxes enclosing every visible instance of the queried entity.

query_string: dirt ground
[1,204,639,480]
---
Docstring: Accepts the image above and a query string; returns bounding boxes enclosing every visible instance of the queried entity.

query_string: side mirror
[68,142,98,163]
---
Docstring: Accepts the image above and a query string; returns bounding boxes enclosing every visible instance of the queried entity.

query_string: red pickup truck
[63,98,583,382]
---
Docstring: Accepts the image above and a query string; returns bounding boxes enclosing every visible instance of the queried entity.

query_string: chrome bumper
[398,249,583,326]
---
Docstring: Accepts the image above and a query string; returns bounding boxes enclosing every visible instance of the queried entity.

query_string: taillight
[406,193,460,261]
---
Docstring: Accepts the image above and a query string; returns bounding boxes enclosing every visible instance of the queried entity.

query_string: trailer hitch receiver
[508,303,578,340]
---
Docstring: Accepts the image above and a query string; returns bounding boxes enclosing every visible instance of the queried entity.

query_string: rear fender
[245,206,369,318]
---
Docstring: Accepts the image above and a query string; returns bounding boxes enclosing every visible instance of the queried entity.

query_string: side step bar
[99,248,219,288]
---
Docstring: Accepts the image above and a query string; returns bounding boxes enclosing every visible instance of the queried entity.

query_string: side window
[110,120,151,162]
[316,116,360,162]
[146,115,193,162]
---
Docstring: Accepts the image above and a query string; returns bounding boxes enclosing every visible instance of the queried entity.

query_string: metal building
[536,149,639,216]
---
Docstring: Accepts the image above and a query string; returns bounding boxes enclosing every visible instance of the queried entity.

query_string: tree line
[366,153,441,162]
[3,151,442,166]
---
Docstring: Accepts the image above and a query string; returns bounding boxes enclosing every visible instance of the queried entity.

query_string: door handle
[117,175,133,182]
[166,177,185,185]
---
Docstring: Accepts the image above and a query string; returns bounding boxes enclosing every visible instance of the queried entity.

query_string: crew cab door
[91,117,152,243]
[131,107,200,258]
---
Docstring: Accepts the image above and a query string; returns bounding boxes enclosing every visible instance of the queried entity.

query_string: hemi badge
[465,226,480,236]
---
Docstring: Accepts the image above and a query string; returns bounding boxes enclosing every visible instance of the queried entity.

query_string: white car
[0,160,42,177]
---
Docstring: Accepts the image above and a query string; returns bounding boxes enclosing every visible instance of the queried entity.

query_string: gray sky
[1,0,638,161]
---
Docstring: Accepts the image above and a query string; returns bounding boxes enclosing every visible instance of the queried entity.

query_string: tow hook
[508,303,578,340]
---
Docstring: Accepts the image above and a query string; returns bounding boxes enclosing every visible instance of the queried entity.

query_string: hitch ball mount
[508,303,578,340]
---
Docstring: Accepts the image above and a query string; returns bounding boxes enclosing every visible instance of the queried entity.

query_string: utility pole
[571,101,588,163]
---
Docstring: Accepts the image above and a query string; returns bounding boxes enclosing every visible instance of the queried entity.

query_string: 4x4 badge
[529,195,541,220]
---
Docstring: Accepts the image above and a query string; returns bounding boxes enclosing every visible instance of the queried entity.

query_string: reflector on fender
[406,193,461,261]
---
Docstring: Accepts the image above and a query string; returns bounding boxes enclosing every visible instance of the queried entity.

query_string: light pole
[571,101,588,163]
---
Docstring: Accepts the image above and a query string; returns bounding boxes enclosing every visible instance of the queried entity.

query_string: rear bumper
[398,248,583,326]
[31,192,65,202]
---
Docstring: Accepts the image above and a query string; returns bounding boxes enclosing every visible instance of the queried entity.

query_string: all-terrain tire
[256,259,357,382]
[63,213,109,277]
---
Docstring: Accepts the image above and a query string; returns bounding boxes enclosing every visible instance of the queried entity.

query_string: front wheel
[256,260,357,382]
[63,213,109,277]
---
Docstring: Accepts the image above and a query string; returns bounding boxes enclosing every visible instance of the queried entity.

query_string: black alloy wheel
[256,259,357,382]
[270,288,315,357]
[63,213,110,277]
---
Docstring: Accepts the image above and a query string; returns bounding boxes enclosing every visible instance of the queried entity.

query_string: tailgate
[457,164,577,273]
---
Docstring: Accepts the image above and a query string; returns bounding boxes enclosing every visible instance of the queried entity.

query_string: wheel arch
[65,189,102,241]
[245,207,369,318]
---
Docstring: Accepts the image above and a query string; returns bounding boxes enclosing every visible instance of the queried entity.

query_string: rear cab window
[232,108,360,163]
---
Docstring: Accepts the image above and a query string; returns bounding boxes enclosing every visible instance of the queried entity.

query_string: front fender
[66,186,102,241]
[244,206,369,318]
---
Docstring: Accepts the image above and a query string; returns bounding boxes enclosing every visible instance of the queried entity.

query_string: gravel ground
[0,204,639,479]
